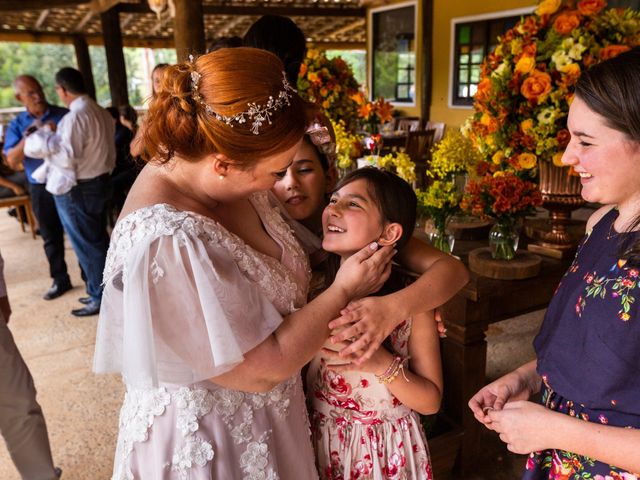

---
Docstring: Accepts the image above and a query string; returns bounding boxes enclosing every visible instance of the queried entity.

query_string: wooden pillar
[173,0,206,62]
[100,7,129,107]
[72,35,96,101]
[420,0,433,121]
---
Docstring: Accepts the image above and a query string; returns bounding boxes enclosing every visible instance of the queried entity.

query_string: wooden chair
[425,121,446,144]
[0,195,37,239]
[404,129,436,189]
[395,116,422,133]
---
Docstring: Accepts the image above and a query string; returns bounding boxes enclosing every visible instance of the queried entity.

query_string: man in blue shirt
[4,75,72,300]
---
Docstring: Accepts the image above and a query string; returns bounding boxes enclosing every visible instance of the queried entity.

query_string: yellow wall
[430,0,534,128]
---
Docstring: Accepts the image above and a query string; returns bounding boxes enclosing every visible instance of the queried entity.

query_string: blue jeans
[54,175,110,304]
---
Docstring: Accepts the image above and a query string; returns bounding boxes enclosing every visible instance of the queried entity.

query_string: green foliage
[0,42,177,109]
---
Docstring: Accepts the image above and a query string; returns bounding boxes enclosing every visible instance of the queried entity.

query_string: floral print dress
[307,319,433,480]
[528,207,640,480]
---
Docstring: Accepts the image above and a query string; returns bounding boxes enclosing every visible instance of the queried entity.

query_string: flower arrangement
[351,92,394,134]
[430,130,482,179]
[466,0,640,179]
[332,119,363,171]
[298,49,362,131]
[461,172,543,259]
[416,181,461,252]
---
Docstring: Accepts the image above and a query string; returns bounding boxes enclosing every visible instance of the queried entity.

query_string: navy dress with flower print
[525,208,640,479]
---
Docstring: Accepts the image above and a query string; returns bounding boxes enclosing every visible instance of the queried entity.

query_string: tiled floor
[0,211,547,479]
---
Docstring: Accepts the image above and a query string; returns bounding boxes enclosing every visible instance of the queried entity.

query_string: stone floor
[0,211,547,480]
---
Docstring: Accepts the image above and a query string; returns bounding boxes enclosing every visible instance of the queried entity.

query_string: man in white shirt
[0,249,61,479]
[46,67,115,316]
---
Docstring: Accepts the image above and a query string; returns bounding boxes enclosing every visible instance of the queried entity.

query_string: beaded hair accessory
[305,121,338,168]
[189,64,295,135]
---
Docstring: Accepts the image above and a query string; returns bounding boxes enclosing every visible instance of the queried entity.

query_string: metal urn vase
[535,161,585,250]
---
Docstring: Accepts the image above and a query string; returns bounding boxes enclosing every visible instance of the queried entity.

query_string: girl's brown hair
[142,47,313,167]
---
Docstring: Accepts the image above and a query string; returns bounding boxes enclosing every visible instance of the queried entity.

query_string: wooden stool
[0,195,37,239]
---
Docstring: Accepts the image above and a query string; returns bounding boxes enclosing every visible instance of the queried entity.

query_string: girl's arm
[209,243,395,393]
[488,400,640,472]
[326,310,443,416]
[331,235,469,361]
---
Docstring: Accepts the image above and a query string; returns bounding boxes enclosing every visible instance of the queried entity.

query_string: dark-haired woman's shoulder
[586,204,616,233]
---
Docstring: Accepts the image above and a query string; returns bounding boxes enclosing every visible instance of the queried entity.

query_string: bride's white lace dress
[93,192,319,480]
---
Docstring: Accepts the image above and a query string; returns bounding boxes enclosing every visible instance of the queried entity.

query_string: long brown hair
[576,47,640,265]
[142,47,313,167]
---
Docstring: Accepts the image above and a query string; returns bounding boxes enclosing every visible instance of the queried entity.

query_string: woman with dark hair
[469,47,640,478]
[93,47,394,479]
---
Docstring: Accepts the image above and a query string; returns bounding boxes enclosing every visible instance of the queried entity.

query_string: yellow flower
[552,152,565,166]
[621,312,631,321]
[492,151,505,165]
[520,119,534,133]
[493,171,506,177]
[518,153,537,169]
[536,0,561,16]
[307,49,319,60]
[515,56,536,74]
[558,62,581,75]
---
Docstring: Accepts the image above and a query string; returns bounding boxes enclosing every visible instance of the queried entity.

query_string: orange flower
[515,55,536,74]
[298,63,307,78]
[536,0,561,16]
[350,92,366,106]
[552,152,565,167]
[520,70,552,103]
[374,100,394,123]
[600,44,631,60]
[358,103,373,119]
[517,152,537,169]
[553,11,581,35]
[577,0,606,15]
[476,78,492,99]
[556,129,571,148]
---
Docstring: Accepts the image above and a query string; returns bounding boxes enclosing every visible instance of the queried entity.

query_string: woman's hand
[468,364,539,427]
[328,296,398,363]
[333,242,394,300]
[319,340,392,376]
[487,401,555,454]
[10,184,25,196]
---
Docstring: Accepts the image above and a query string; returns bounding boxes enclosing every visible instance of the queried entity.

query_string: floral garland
[465,0,640,179]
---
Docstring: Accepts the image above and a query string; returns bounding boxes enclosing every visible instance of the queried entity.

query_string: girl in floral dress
[469,48,640,478]
[307,167,443,480]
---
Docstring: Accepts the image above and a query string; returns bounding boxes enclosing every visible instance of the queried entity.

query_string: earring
[219,174,225,180]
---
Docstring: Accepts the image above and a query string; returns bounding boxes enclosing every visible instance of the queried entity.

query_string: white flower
[537,107,556,125]
[491,61,510,79]
[551,50,572,71]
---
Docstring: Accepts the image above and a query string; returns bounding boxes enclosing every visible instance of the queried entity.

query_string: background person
[0,248,61,480]
[26,67,115,317]
[3,75,72,301]
[469,47,640,478]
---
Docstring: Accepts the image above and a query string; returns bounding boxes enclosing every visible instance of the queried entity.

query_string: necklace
[607,221,620,240]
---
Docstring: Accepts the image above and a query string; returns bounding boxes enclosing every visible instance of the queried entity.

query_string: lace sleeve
[93,228,284,388]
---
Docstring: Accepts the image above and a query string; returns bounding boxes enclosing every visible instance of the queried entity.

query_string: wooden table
[439,240,573,476]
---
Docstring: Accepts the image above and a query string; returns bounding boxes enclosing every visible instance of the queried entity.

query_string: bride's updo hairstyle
[142,47,312,166]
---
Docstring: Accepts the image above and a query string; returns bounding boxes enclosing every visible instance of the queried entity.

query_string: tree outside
[0,42,176,109]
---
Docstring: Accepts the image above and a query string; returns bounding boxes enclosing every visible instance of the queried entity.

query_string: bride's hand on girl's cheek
[333,243,395,299]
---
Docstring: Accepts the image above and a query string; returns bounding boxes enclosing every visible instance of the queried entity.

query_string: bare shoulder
[586,205,616,232]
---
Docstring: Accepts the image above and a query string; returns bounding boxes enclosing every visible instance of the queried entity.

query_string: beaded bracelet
[376,356,410,384]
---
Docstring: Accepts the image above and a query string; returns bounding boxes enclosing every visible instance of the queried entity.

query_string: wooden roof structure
[0,0,366,48]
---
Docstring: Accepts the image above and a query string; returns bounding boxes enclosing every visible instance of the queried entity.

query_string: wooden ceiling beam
[75,11,94,30]
[0,30,173,48]
[35,9,50,29]
[0,0,89,11]
[117,2,365,18]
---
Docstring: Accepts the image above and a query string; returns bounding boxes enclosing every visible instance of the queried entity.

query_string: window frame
[368,0,418,107]
[449,7,534,110]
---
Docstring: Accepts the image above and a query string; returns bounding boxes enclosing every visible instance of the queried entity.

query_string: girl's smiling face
[322,178,386,257]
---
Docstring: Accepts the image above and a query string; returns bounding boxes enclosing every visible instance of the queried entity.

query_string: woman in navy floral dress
[469,47,640,478]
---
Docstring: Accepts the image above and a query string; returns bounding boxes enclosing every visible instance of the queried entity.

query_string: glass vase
[429,228,455,254]
[489,219,520,260]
